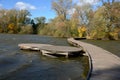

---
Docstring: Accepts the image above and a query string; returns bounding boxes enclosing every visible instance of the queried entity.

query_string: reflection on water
[0,34,89,80]
[82,39,120,57]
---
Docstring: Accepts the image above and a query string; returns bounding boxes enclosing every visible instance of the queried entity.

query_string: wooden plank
[42,53,57,58]
[41,50,57,58]
[18,43,82,52]
[18,43,84,57]
[40,45,82,53]
[68,38,120,80]
[18,43,53,50]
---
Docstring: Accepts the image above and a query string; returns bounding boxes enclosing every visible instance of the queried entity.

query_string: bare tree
[52,0,74,21]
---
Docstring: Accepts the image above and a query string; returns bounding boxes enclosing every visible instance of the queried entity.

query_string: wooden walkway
[18,43,83,58]
[68,38,120,80]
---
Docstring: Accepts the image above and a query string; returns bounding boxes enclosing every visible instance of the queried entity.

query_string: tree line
[0,8,46,34]
[0,9,32,33]
[0,0,120,40]
[39,0,120,40]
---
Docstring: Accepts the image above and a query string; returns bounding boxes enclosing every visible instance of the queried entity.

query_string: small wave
[0,62,32,80]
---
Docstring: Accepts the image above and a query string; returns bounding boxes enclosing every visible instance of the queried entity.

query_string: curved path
[68,38,120,80]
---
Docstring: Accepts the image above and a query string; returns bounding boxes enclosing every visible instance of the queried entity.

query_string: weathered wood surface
[18,43,82,52]
[41,45,82,53]
[18,43,83,57]
[68,38,120,80]
[18,43,52,50]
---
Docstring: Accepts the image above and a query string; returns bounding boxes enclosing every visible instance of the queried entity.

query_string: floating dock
[18,43,84,58]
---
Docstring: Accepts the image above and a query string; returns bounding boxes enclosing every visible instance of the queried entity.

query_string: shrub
[19,24,33,34]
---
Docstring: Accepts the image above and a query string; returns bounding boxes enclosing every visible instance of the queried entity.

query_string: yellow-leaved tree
[8,23,15,33]
[78,26,87,38]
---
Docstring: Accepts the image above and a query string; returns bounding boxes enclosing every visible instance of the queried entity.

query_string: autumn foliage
[0,0,120,40]
[0,9,32,34]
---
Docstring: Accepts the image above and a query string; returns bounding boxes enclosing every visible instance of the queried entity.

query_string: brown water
[0,34,89,80]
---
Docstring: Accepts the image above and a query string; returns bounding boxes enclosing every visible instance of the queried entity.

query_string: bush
[109,32,119,40]
[19,24,33,34]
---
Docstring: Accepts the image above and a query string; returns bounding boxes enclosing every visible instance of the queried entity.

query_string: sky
[0,0,106,21]
[0,0,56,20]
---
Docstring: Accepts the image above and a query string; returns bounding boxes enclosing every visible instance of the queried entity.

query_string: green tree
[18,10,31,24]
[0,9,31,34]
[0,9,9,32]
[88,1,120,40]
[69,11,79,37]
[34,17,46,28]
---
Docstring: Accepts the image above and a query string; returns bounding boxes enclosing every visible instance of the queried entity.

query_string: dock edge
[67,38,92,80]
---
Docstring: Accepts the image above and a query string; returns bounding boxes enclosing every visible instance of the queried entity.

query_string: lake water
[0,34,89,80]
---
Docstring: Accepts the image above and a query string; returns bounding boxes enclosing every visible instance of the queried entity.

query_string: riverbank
[68,38,120,80]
